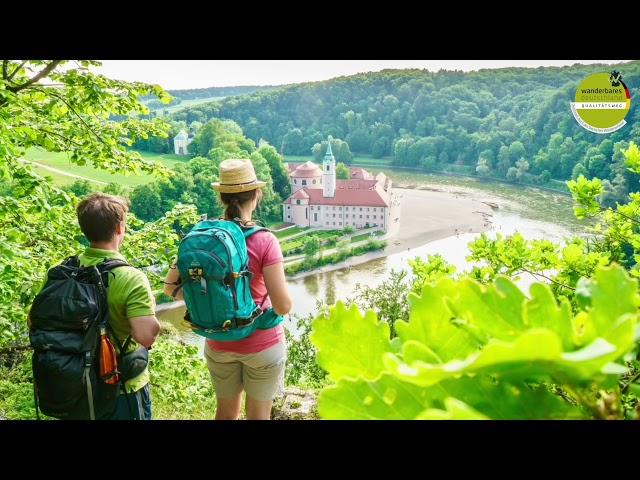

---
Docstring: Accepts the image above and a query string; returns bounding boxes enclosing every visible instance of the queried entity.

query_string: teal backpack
[174,219,283,341]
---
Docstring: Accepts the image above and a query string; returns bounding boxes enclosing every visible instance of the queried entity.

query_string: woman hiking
[164,158,292,420]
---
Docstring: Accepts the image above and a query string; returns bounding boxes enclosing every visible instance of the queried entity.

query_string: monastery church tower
[322,137,336,198]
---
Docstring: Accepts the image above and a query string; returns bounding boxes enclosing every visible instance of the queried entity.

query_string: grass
[135,150,193,169]
[273,226,307,239]
[280,229,341,247]
[315,230,343,240]
[350,231,384,243]
[28,163,78,186]
[23,148,191,187]
[280,229,344,256]
[285,238,387,275]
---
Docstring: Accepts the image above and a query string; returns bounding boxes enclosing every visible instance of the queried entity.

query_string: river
[157,168,587,346]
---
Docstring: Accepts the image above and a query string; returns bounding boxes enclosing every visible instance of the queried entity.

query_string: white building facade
[173,130,193,155]
[283,138,400,233]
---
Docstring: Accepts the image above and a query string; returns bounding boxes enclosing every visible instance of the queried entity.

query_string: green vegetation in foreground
[310,263,640,420]
[23,148,190,186]
[148,325,215,420]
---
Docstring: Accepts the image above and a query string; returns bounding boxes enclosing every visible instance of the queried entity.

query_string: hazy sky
[96,60,631,90]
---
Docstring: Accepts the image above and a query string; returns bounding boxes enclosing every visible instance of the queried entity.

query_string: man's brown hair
[76,193,130,243]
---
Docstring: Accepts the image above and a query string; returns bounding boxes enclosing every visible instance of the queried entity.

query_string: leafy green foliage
[312,138,353,164]
[311,264,639,419]
[129,125,287,223]
[63,179,93,198]
[0,353,43,420]
[409,254,456,294]
[149,328,215,420]
[311,302,393,382]
[567,175,604,219]
[0,61,182,348]
[336,162,350,180]
[350,270,412,337]
[303,236,321,259]
[564,142,640,277]
[284,311,328,388]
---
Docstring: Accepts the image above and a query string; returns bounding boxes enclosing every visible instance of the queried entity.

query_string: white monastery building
[283,140,400,233]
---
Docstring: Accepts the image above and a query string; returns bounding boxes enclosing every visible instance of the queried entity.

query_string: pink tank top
[206,230,285,354]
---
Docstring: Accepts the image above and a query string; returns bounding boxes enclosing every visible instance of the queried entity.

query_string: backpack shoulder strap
[98,259,130,272]
[243,225,269,239]
[97,259,131,288]
[64,255,80,268]
[96,259,134,354]
[240,226,272,308]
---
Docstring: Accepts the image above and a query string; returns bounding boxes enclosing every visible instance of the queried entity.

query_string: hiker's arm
[263,262,292,315]
[163,262,183,300]
[129,315,161,348]
[126,270,160,348]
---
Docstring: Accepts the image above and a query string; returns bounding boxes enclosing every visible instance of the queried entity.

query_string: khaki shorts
[204,342,287,402]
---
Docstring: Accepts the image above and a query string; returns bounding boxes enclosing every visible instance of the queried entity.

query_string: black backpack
[29,256,133,420]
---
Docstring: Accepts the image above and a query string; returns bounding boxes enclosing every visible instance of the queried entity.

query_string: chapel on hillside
[173,129,193,155]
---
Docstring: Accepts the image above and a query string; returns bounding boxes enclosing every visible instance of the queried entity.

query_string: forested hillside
[171,62,640,200]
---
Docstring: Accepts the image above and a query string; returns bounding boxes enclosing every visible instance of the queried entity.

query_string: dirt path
[21,160,108,185]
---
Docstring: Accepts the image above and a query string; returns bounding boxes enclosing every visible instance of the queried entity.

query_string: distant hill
[168,62,640,196]
[167,85,280,100]
[143,85,281,111]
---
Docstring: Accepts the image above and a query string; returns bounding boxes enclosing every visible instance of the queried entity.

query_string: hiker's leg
[216,394,243,420]
[245,396,273,420]
[109,390,141,420]
[137,384,152,420]
[204,343,243,420]
[242,342,286,420]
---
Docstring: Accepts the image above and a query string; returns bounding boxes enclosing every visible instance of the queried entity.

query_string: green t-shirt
[78,247,155,393]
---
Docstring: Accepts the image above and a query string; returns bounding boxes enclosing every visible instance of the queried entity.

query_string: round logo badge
[570,71,631,134]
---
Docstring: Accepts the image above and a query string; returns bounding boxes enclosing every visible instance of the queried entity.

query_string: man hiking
[30,193,160,420]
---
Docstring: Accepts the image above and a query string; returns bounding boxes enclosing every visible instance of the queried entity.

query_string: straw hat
[211,159,267,193]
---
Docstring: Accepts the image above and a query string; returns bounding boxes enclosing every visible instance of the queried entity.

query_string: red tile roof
[336,179,377,190]
[299,188,389,207]
[292,189,309,199]
[349,167,373,180]
[284,161,390,206]
[291,161,322,178]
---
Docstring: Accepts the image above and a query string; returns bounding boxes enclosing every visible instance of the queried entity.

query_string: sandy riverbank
[287,187,494,280]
